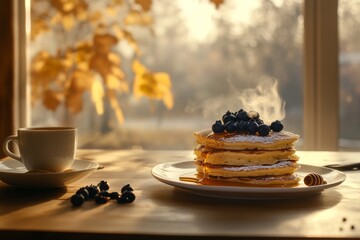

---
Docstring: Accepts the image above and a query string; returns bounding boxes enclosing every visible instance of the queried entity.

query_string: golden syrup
[179,175,199,183]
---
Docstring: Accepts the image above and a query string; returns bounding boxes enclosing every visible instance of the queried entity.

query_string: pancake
[194,145,299,166]
[194,129,300,151]
[202,174,300,186]
[195,160,300,178]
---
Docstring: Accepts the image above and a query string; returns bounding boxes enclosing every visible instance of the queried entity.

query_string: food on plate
[192,109,301,186]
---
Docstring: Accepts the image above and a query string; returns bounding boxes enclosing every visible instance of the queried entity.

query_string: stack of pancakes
[193,128,300,186]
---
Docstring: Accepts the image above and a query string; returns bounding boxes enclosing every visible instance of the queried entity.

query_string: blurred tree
[30,0,174,130]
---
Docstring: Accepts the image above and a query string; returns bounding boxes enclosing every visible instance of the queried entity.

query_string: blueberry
[247,111,260,120]
[211,120,225,134]
[76,187,89,201]
[236,109,245,117]
[98,180,110,191]
[95,195,108,204]
[85,185,99,198]
[70,194,84,207]
[225,121,237,133]
[270,120,284,132]
[118,191,136,204]
[222,112,236,124]
[247,121,259,134]
[237,120,247,133]
[223,110,232,116]
[121,184,134,193]
[236,110,249,121]
[222,110,231,121]
[257,124,270,136]
[256,119,264,125]
[98,191,110,198]
[110,192,119,199]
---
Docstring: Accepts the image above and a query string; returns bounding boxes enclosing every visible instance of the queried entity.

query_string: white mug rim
[18,127,76,132]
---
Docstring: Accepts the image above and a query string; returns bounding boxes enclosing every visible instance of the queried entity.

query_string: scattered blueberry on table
[70,194,84,207]
[70,181,135,207]
[98,180,110,191]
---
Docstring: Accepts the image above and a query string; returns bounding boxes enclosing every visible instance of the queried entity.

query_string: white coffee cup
[2,127,77,172]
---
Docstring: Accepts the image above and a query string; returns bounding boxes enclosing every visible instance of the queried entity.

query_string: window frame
[303,0,339,150]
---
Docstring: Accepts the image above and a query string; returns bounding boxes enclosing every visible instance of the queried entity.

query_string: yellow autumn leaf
[163,92,174,109]
[137,83,154,97]
[153,73,172,88]
[124,10,153,26]
[139,73,171,99]
[67,70,94,92]
[111,65,125,80]
[90,56,108,79]
[76,7,88,21]
[43,89,63,111]
[132,59,147,76]
[93,33,118,56]
[31,51,66,86]
[132,59,174,109]
[108,90,124,124]
[135,0,152,11]
[106,74,121,90]
[61,14,75,30]
[106,73,129,92]
[77,62,89,71]
[65,92,83,113]
[210,0,224,9]
[91,78,104,115]
[110,0,124,6]
[62,52,75,69]
[63,1,75,12]
[112,25,141,55]
[31,17,50,40]
[105,6,116,16]
[50,0,88,16]
[74,42,93,63]
[88,11,102,25]
[108,53,121,65]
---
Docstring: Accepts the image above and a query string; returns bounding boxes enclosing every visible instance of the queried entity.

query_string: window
[28,0,304,150]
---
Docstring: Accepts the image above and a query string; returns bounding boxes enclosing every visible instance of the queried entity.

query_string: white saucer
[152,161,346,199]
[0,158,99,188]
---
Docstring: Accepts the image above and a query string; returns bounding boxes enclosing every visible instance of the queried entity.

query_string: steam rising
[188,77,285,124]
[237,77,285,124]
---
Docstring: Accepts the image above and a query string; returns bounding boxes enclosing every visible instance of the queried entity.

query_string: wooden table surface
[0,150,359,240]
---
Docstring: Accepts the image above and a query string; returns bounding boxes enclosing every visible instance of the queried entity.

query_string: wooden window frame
[0,0,15,158]
[303,0,339,150]
[13,0,30,130]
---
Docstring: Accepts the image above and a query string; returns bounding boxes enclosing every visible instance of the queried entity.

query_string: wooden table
[0,150,359,240]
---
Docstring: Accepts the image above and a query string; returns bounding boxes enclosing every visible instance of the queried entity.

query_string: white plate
[0,158,99,188]
[152,161,346,199]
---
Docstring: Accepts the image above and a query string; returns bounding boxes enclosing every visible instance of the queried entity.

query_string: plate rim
[151,160,346,195]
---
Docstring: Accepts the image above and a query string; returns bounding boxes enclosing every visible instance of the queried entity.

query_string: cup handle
[2,135,22,162]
